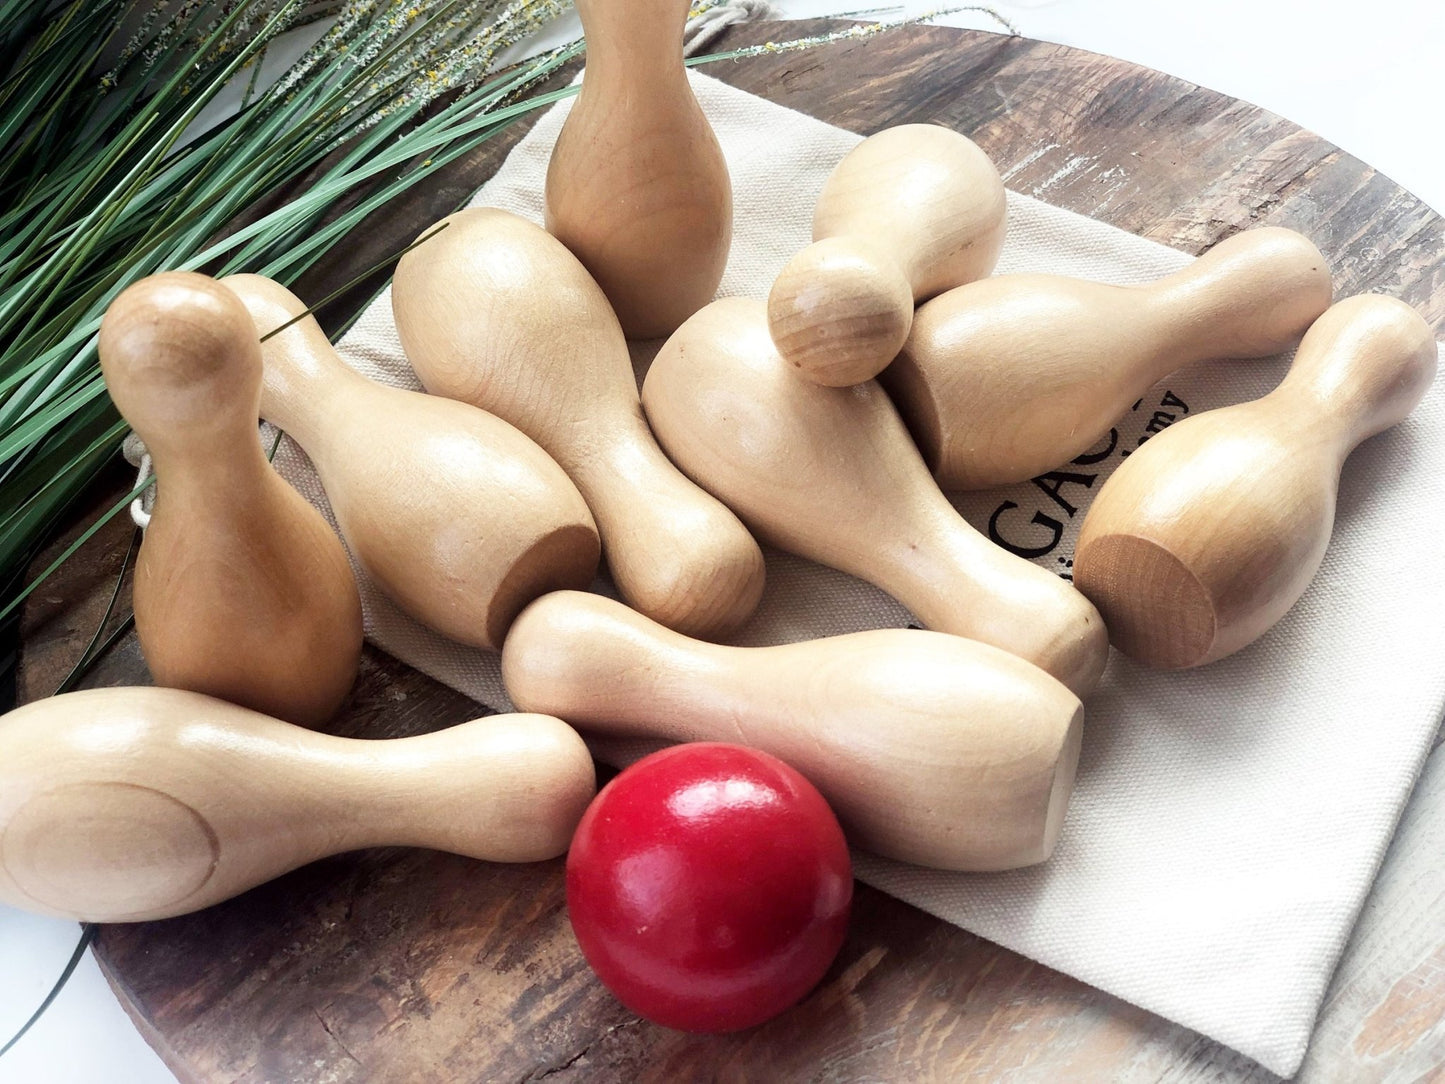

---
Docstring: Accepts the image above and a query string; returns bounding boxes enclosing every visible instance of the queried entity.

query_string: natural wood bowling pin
[1074,294,1437,669]
[640,298,1108,696]
[545,0,731,339]
[392,208,766,638]
[98,273,362,727]
[222,274,600,651]
[503,591,1083,871]
[886,227,1334,489]
[768,124,1007,387]
[0,687,597,922]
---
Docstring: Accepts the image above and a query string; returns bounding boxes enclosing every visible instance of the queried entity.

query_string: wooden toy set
[1,0,1436,1045]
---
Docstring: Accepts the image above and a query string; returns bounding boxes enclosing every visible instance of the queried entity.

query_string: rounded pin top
[768,236,913,387]
[1279,292,1437,443]
[99,272,262,448]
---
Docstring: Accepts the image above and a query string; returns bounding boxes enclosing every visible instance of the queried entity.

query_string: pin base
[1074,533,1217,670]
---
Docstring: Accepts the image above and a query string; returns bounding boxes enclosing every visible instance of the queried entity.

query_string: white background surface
[2,2,1440,1081]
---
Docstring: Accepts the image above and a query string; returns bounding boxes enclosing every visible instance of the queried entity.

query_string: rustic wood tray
[17,18,1445,1082]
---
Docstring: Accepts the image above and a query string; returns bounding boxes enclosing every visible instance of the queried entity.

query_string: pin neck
[591,627,741,742]
[868,496,988,631]
[1270,334,1437,455]
[558,401,660,482]
[306,738,437,851]
[257,340,359,443]
[1149,231,1333,364]
[1110,280,1211,376]
[144,419,274,497]
[577,0,690,80]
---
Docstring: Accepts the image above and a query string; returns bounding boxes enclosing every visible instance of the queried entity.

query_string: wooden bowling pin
[640,298,1108,696]
[768,124,1007,387]
[544,0,731,339]
[886,227,1334,489]
[98,273,362,727]
[503,591,1083,871]
[221,274,600,651]
[0,687,596,922]
[1074,294,1437,669]
[392,208,766,639]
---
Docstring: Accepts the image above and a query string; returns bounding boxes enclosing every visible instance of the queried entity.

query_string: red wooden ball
[565,742,853,1032]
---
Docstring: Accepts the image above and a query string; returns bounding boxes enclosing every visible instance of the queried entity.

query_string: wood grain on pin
[640,297,1108,696]
[767,124,1007,387]
[0,687,597,923]
[545,0,731,339]
[98,273,362,727]
[886,227,1334,489]
[503,591,1083,871]
[392,209,765,638]
[222,274,599,651]
[1074,293,1437,669]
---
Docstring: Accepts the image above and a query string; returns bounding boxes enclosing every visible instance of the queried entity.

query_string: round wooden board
[16,17,1445,1084]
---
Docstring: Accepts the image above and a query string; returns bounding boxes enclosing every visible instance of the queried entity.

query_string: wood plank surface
[14,17,1445,1083]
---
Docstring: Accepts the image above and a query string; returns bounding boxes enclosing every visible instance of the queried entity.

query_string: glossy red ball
[565,742,853,1032]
